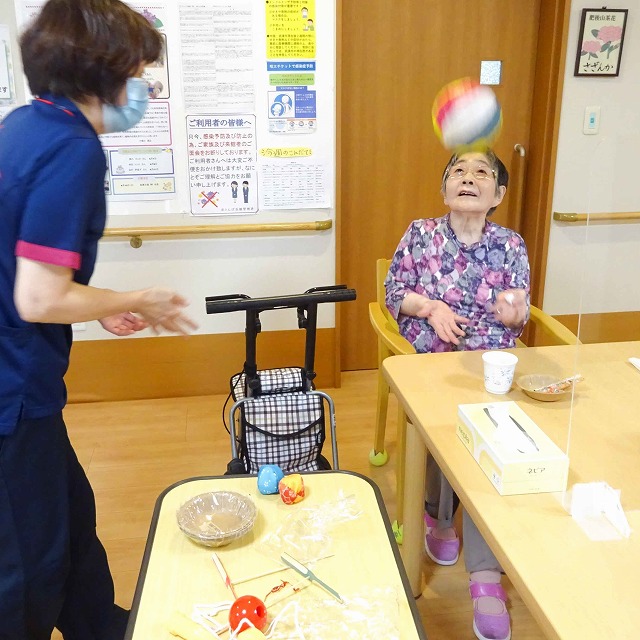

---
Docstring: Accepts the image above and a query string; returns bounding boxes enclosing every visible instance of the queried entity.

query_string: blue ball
[257,464,284,495]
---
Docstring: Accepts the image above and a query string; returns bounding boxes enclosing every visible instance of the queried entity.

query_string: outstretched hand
[425,300,469,345]
[99,312,148,336]
[149,311,199,336]
[138,288,199,336]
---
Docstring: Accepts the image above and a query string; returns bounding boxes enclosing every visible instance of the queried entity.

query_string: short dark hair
[441,149,509,216]
[20,0,163,104]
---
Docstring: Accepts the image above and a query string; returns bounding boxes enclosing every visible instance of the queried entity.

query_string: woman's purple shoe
[469,581,511,640]
[423,513,459,566]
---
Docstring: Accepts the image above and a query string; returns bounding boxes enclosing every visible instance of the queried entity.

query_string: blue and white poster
[268,85,316,134]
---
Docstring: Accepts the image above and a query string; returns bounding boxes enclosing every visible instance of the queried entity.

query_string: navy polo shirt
[0,96,106,433]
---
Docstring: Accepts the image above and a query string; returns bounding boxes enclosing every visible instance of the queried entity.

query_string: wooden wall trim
[554,312,640,345]
[334,0,343,387]
[522,0,572,309]
[66,329,337,403]
[522,310,638,346]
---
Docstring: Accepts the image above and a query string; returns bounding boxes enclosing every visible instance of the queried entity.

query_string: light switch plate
[583,106,600,135]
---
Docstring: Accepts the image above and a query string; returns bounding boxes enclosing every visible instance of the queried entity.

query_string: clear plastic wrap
[225,587,401,640]
[255,492,362,563]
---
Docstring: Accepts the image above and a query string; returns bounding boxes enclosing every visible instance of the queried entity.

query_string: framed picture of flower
[574,8,628,76]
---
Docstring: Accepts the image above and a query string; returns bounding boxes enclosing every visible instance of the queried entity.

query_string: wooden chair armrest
[529,306,581,345]
[369,303,416,356]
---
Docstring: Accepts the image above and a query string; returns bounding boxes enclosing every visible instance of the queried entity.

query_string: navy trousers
[0,413,128,640]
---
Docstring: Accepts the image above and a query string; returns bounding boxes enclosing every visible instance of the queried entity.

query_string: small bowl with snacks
[516,373,583,402]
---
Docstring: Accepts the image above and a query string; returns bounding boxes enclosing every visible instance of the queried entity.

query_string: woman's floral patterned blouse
[385,214,530,353]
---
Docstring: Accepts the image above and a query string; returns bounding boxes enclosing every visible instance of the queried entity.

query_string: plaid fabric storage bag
[231,367,307,400]
[229,368,331,473]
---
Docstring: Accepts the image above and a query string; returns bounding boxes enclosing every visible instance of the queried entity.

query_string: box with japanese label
[456,401,569,496]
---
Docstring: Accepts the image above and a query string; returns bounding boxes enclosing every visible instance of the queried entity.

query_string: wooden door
[339,1,567,370]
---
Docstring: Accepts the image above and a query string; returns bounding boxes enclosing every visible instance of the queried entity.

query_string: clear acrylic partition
[559,132,640,539]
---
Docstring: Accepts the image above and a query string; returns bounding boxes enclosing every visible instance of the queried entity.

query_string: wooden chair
[368,258,580,543]
[522,304,582,347]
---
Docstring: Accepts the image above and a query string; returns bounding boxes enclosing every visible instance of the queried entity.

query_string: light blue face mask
[102,77,149,133]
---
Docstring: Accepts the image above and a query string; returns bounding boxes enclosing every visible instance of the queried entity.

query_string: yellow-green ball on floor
[369,448,388,466]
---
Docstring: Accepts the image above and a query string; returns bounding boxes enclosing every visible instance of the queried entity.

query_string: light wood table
[125,471,427,639]
[384,341,640,640]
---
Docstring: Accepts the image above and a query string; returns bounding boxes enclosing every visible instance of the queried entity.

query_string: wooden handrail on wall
[553,212,640,224]
[102,219,333,248]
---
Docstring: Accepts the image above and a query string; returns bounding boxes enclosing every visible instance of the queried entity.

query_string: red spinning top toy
[228,595,268,633]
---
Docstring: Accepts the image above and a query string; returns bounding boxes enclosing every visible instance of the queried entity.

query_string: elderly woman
[0,1,196,638]
[385,150,530,640]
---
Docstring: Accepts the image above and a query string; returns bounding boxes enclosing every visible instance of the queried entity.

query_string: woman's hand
[425,300,469,345]
[399,292,468,344]
[492,289,527,329]
[137,287,199,335]
[99,312,148,336]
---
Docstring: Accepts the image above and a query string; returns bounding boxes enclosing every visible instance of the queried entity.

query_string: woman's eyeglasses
[446,165,496,181]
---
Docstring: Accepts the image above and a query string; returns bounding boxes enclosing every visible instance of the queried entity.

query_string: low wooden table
[125,471,427,639]
[384,341,640,639]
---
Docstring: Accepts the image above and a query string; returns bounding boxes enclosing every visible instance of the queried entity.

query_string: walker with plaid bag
[205,286,356,474]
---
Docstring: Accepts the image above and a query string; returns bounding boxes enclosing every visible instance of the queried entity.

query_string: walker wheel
[369,448,389,466]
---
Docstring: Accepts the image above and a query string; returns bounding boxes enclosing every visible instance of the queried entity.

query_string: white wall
[92,229,336,339]
[545,1,640,315]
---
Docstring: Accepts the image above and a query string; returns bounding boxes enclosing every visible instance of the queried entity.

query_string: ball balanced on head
[432,77,502,152]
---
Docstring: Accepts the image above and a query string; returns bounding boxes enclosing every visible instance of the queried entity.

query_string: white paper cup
[482,351,518,394]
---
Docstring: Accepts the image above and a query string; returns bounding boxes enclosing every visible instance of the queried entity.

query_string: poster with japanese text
[266,0,316,59]
[186,114,257,215]
[0,24,16,121]
[178,1,255,113]
[12,0,334,219]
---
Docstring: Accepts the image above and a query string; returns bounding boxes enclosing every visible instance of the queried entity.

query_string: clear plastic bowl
[176,490,257,547]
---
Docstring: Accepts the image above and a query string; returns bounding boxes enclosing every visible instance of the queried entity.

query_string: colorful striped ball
[432,78,502,151]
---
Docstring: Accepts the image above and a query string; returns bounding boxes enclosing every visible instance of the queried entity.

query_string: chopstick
[211,552,238,599]
[280,552,344,603]
[232,553,335,585]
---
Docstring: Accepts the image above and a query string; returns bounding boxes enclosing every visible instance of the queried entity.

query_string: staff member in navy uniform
[0,1,197,638]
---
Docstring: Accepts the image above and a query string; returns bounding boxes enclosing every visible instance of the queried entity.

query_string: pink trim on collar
[35,98,76,117]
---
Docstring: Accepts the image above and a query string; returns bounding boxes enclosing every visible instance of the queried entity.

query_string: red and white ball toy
[432,77,502,152]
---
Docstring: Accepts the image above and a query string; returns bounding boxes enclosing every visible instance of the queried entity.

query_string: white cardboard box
[457,401,569,496]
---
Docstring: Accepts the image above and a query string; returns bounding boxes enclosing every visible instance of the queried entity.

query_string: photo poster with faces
[11,0,335,220]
